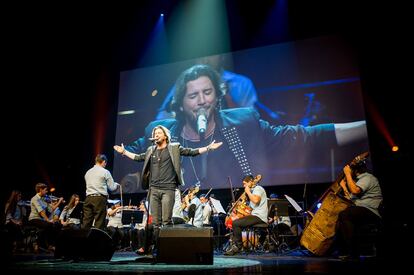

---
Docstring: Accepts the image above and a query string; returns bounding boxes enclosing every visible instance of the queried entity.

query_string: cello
[225,174,262,229]
[300,152,369,256]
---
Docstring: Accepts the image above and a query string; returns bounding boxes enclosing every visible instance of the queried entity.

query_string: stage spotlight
[392,145,399,152]
[160,13,164,17]
[316,202,322,209]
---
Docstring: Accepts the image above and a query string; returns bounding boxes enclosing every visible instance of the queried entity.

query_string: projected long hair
[170,64,226,121]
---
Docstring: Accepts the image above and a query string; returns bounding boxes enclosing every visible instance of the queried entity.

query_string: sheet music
[284,194,303,213]
[210,197,226,214]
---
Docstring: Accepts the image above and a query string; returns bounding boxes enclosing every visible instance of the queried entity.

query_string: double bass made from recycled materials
[225,174,262,229]
[300,152,369,256]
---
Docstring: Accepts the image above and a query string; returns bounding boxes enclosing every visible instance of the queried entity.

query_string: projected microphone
[149,137,158,142]
[197,108,207,137]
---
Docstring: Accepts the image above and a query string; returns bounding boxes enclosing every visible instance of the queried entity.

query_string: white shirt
[250,185,268,223]
[107,207,123,228]
[202,202,212,225]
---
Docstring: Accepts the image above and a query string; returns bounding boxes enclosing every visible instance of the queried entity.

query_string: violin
[121,205,138,210]
[45,195,65,204]
[17,200,31,207]
[181,185,200,210]
[225,174,262,229]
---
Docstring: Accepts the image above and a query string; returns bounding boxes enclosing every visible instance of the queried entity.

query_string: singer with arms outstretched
[114,125,222,247]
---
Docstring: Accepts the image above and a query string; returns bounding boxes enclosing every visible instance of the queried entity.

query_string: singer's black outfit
[132,143,200,227]
[126,108,337,188]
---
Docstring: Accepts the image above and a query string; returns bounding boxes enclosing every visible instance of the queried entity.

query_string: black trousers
[27,219,61,248]
[337,206,381,257]
[82,195,107,230]
[232,215,266,247]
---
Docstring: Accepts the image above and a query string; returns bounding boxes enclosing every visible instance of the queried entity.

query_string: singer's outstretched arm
[114,143,138,160]
[115,140,223,158]
[198,140,223,154]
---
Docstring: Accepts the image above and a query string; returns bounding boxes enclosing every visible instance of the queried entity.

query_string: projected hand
[113,143,125,155]
[207,140,223,151]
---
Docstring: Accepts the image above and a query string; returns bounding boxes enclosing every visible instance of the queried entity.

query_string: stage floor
[5,248,406,275]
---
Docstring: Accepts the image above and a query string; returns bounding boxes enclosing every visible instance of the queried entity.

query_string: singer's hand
[113,143,125,154]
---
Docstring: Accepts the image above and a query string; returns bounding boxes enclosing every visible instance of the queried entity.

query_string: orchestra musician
[4,190,27,252]
[200,193,212,226]
[224,175,268,256]
[131,199,152,255]
[183,186,203,227]
[59,194,81,230]
[172,188,186,225]
[106,200,126,250]
[336,160,383,261]
[268,193,293,236]
[27,183,64,252]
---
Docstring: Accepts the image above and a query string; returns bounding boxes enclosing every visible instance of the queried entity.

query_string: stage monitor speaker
[157,226,214,264]
[55,228,115,261]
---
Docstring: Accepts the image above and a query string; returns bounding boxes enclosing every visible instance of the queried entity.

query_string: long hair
[5,190,21,217]
[64,194,79,211]
[151,125,171,143]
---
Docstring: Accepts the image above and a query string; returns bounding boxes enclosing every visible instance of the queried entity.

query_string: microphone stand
[222,176,235,252]
[228,176,235,204]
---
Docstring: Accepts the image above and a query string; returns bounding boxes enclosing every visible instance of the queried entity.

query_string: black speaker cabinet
[55,228,115,261]
[157,226,214,264]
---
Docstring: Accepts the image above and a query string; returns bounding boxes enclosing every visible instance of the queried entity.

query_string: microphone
[149,137,157,142]
[197,108,207,136]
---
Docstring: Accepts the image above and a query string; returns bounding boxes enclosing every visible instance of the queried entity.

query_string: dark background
[3,1,411,239]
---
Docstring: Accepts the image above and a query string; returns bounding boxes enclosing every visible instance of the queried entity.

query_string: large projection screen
[113,36,369,194]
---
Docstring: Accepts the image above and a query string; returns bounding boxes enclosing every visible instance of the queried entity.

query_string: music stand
[69,202,83,220]
[266,199,291,252]
[268,199,289,217]
[278,195,308,255]
[122,210,144,227]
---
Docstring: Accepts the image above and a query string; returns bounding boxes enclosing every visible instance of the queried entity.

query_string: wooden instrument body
[225,175,261,229]
[300,191,352,255]
[300,152,368,255]
[224,194,253,229]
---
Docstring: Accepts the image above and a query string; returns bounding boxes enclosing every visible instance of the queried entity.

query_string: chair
[357,221,383,256]
[243,223,277,253]
[22,225,40,253]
